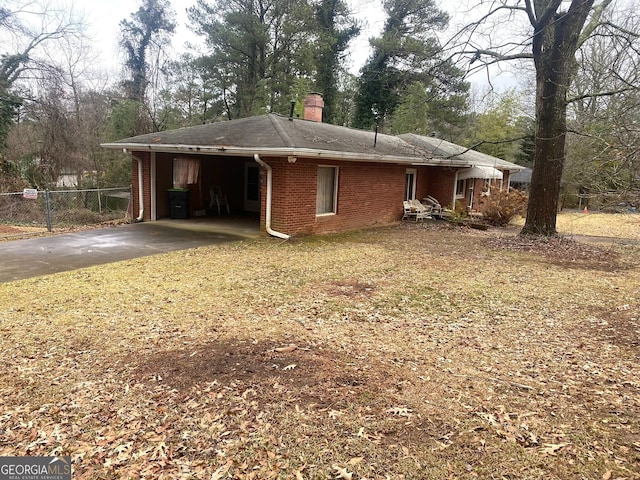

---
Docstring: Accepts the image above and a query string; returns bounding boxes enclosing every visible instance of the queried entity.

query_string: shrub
[480,189,528,226]
[53,208,103,225]
[451,200,468,219]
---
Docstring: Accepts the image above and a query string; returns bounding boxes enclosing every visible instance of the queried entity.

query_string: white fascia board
[102,143,453,166]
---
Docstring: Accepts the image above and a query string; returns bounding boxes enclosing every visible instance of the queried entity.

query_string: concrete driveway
[0,219,260,283]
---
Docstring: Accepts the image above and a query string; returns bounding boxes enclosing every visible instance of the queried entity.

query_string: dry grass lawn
[1,213,639,479]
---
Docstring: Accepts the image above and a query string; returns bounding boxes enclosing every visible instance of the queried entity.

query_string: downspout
[130,152,144,222]
[253,153,290,240]
[452,170,459,210]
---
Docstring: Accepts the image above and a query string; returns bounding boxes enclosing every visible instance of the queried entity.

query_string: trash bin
[168,188,190,219]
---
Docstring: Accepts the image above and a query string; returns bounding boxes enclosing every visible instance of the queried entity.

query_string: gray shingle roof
[102,113,524,171]
[398,134,524,171]
[509,168,533,183]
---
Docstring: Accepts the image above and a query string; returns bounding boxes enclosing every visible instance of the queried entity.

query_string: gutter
[253,154,290,240]
[101,143,461,167]
[127,150,144,222]
[453,169,459,211]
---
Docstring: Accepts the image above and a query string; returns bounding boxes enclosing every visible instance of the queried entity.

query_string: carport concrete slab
[0,219,260,283]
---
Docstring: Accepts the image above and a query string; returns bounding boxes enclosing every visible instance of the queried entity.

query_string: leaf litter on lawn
[1,216,640,479]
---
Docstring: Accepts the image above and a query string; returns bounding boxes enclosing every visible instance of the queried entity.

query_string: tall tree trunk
[521,1,596,236]
[521,43,569,235]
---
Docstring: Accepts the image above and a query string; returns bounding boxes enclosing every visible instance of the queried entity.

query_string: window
[405,169,417,200]
[173,157,200,188]
[316,166,338,215]
[482,179,491,196]
[455,178,466,198]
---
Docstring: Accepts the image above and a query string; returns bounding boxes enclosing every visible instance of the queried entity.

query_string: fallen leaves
[333,465,353,479]
[485,234,623,270]
[385,406,412,417]
[476,408,539,447]
[1,222,639,479]
[540,443,570,455]
[274,345,298,353]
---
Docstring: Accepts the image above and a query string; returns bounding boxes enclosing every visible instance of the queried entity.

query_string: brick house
[102,94,523,238]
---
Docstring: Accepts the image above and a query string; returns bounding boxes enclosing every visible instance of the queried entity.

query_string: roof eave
[100,142,469,166]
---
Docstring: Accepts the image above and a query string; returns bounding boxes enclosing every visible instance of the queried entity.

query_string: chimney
[303,93,324,122]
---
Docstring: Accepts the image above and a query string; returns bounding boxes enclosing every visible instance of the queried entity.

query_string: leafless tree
[563,8,640,202]
[450,0,640,235]
[0,0,84,184]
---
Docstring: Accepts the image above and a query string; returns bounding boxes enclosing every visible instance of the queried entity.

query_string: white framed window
[455,178,466,198]
[316,166,338,215]
[405,168,417,200]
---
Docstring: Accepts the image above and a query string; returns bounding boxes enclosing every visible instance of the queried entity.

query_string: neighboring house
[101,94,524,238]
[509,168,532,192]
[56,173,78,188]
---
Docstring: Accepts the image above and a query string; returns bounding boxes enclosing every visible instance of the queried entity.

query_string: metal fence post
[45,189,52,232]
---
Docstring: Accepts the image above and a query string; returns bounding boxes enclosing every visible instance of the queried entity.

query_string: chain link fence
[0,187,132,233]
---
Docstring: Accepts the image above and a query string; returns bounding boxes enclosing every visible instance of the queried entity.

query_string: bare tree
[451,0,640,235]
[119,0,175,105]
[563,8,640,202]
[0,0,82,147]
[0,0,83,186]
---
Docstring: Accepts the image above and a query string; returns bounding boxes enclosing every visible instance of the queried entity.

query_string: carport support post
[45,189,52,232]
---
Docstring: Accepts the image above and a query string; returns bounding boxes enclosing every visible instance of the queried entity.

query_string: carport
[153,153,261,221]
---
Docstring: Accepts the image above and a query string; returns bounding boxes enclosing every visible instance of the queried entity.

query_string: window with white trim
[316,166,338,215]
[405,168,417,200]
[455,178,466,198]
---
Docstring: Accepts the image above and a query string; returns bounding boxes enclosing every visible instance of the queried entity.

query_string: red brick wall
[132,150,511,235]
[420,167,457,208]
[261,157,406,236]
[503,171,510,188]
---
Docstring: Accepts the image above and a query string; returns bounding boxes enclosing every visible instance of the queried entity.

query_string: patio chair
[209,185,230,215]
[408,199,432,221]
[422,195,443,216]
[402,201,416,221]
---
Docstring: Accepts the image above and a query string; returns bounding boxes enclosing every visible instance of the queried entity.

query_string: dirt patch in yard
[0,224,47,238]
[127,337,409,412]
[485,234,626,271]
[586,304,640,349]
[0,224,21,234]
[126,338,374,394]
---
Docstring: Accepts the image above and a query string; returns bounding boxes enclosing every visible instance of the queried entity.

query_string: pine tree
[353,0,467,131]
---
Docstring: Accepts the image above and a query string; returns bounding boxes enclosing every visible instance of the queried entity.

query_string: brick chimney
[303,93,324,122]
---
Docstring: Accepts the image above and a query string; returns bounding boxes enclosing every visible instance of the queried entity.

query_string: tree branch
[441,136,530,160]
[462,48,534,63]
[578,0,615,47]
[567,86,638,104]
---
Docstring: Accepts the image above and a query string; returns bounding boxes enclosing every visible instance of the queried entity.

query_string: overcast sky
[87,0,386,75]
[84,0,518,93]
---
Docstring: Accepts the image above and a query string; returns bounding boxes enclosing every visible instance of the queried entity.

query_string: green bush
[451,200,468,219]
[480,189,528,226]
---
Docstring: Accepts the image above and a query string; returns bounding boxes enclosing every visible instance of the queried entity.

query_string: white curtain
[316,166,337,214]
[173,157,200,187]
